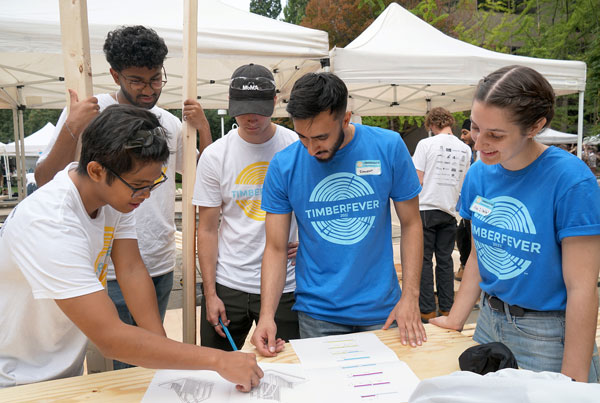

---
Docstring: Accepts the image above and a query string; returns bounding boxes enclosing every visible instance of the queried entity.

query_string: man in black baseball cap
[193,63,300,352]
[228,63,277,117]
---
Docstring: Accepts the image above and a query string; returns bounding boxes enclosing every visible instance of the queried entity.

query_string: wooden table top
[0,324,476,402]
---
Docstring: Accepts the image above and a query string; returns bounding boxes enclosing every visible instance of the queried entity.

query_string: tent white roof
[331,3,586,116]
[535,128,578,144]
[5,122,55,157]
[0,0,329,116]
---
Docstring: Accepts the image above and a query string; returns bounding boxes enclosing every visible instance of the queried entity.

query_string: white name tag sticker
[470,196,494,216]
[356,160,381,176]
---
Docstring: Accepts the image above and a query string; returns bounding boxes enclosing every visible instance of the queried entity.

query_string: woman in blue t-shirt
[430,65,600,383]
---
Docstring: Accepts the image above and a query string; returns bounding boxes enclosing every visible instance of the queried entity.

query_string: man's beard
[119,87,159,109]
[316,127,345,163]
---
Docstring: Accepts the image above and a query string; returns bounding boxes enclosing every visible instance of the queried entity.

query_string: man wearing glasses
[1,105,263,390]
[35,26,212,370]
[193,64,299,351]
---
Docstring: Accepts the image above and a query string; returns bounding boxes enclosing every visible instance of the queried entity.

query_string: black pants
[456,218,471,266]
[200,283,299,351]
[419,210,457,313]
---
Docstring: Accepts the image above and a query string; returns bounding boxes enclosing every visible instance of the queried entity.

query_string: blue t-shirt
[262,124,421,325]
[460,146,600,311]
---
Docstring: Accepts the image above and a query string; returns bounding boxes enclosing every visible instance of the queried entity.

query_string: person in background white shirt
[0,104,262,390]
[412,107,471,322]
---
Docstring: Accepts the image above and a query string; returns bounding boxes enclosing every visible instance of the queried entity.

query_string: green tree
[455,0,600,135]
[250,0,282,19]
[283,0,310,24]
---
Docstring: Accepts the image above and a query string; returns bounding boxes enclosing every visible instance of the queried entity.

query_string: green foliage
[358,0,386,14]
[168,109,236,142]
[250,0,282,19]
[283,0,310,24]
[456,0,600,135]
[410,0,449,27]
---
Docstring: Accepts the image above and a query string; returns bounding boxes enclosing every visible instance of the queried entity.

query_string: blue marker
[219,317,238,351]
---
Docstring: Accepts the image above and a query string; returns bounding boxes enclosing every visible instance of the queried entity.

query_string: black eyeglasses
[104,165,168,198]
[119,66,168,91]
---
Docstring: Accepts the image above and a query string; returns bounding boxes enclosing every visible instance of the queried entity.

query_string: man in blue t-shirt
[250,73,426,356]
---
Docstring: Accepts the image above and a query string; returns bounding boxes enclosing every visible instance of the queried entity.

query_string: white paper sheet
[290,332,421,401]
[142,363,312,403]
[142,333,421,402]
[290,332,399,369]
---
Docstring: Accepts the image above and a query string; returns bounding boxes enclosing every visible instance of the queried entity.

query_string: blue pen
[219,317,238,351]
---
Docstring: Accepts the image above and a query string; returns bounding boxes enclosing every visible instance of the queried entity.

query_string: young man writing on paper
[0,105,262,390]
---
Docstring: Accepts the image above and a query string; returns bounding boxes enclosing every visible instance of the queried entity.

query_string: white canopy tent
[0,0,329,115]
[0,0,329,200]
[331,3,586,156]
[5,122,55,157]
[535,128,578,145]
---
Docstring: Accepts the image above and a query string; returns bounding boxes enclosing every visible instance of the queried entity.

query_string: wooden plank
[242,324,478,380]
[2,315,599,401]
[0,324,476,401]
[58,0,93,160]
[0,367,154,403]
[181,0,199,345]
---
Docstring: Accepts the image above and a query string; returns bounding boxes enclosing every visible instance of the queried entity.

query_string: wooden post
[58,0,110,372]
[182,0,199,344]
[58,0,93,160]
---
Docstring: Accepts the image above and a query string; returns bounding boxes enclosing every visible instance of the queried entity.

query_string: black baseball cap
[228,64,276,117]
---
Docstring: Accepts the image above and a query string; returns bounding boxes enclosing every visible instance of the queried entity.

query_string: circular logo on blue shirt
[474,196,537,279]
[306,172,378,245]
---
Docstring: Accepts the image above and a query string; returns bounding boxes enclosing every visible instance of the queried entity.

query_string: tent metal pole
[182,0,199,345]
[17,105,26,200]
[11,109,24,201]
[577,91,584,159]
[3,153,11,197]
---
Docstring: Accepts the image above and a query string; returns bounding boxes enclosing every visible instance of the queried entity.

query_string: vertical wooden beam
[58,0,93,160]
[182,0,199,344]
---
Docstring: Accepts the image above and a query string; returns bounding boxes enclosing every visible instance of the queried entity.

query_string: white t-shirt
[192,125,298,294]
[413,133,471,216]
[39,94,183,279]
[0,163,137,387]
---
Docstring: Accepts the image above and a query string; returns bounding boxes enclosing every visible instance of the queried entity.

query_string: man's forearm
[35,126,78,186]
[399,219,423,298]
[259,246,287,319]
[197,228,219,296]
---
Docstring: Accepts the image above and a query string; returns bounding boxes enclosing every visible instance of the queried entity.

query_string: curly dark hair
[424,107,455,132]
[103,25,168,72]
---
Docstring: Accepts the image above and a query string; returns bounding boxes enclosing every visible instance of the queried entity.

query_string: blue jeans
[298,311,395,338]
[474,292,600,383]
[106,271,173,370]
